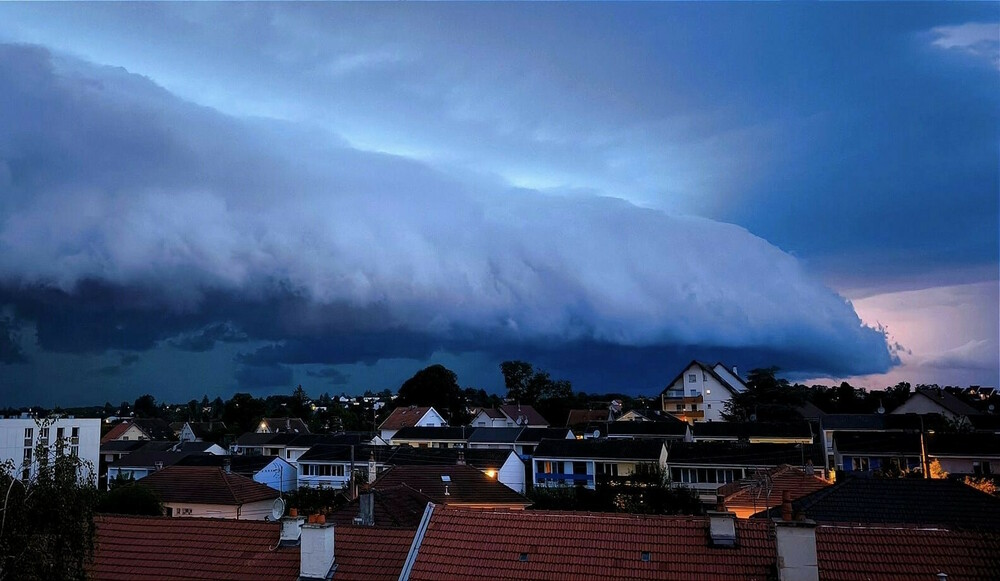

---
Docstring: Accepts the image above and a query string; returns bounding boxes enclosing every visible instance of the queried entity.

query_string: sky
[0,3,996,407]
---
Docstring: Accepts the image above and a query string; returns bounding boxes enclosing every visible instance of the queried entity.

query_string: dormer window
[519,553,529,562]
[641,552,651,562]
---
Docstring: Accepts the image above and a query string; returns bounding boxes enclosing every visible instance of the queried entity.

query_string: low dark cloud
[235,363,294,390]
[0,315,27,364]
[306,367,351,386]
[169,322,249,352]
[88,351,140,378]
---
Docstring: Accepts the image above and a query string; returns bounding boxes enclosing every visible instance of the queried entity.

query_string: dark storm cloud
[306,367,351,386]
[88,352,140,378]
[0,42,898,399]
[0,315,27,364]
[169,322,249,352]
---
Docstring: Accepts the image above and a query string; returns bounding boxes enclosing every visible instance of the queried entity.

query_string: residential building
[371,464,531,510]
[532,439,667,489]
[139,465,280,519]
[177,420,227,442]
[758,476,1000,531]
[105,450,206,488]
[0,416,100,483]
[665,442,825,498]
[597,421,690,441]
[255,417,310,435]
[565,409,613,429]
[514,427,575,459]
[378,406,447,442]
[691,421,813,444]
[390,426,474,448]
[716,464,830,518]
[660,360,746,423]
[466,427,523,450]
[891,387,981,420]
[177,454,298,492]
[928,433,1000,476]
[832,432,922,475]
[101,418,175,443]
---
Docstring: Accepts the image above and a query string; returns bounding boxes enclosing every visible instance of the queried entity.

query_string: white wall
[663,364,734,422]
[254,458,298,492]
[0,418,100,484]
[164,498,275,520]
[495,454,526,494]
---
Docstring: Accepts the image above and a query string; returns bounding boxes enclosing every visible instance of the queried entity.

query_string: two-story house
[532,439,667,490]
[660,361,746,423]
[378,406,447,442]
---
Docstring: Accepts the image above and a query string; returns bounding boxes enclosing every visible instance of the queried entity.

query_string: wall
[496,454,526,494]
[162,499,276,520]
[254,458,298,492]
[0,418,100,483]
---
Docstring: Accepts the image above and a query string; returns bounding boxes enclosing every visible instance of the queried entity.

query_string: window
[596,463,619,477]
[70,446,79,457]
[39,427,49,446]
[707,404,712,409]
[851,457,870,471]
[24,428,33,447]
[974,461,993,476]
[71,427,79,444]
[23,448,32,462]
[57,427,65,441]
[676,404,685,411]
[706,389,711,395]
[536,461,554,474]
[691,404,698,411]
[21,468,30,481]
[687,374,697,383]
[641,552,651,562]
[519,553,529,562]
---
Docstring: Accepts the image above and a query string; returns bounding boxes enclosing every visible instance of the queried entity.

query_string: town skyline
[0,3,997,406]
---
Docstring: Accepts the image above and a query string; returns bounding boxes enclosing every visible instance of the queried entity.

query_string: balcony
[535,473,593,486]
[663,392,702,402]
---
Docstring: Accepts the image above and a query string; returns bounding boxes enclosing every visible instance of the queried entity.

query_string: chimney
[223,458,232,474]
[773,492,818,581]
[300,515,336,580]
[280,510,305,546]
[456,451,465,466]
[732,365,738,377]
[367,452,377,485]
[707,496,737,547]
[357,492,375,526]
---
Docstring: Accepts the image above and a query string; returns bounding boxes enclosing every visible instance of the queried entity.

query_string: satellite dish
[877,406,885,415]
[592,429,601,439]
[270,498,286,521]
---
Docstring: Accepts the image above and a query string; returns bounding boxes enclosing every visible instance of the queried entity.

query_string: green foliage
[222,393,268,433]
[97,484,163,516]
[722,367,805,422]
[0,438,99,580]
[396,364,469,424]
[132,394,159,419]
[500,361,573,406]
[282,487,349,516]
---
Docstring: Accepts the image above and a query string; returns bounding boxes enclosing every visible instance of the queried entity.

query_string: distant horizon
[1,4,996,407]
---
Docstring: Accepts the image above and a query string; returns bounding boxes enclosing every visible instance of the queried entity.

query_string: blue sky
[0,4,996,406]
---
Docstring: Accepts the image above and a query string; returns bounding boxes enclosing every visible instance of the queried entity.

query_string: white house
[140,465,281,519]
[378,406,447,442]
[660,361,746,423]
[532,439,668,490]
[470,405,549,428]
[890,388,981,420]
[0,416,100,484]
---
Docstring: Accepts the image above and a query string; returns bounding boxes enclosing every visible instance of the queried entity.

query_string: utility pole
[919,415,929,479]
[350,444,356,497]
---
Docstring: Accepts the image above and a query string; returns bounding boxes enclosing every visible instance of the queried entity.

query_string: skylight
[441,475,451,482]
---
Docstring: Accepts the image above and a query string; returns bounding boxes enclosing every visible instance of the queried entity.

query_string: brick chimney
[300,515,336,580]
[774,491,818,581]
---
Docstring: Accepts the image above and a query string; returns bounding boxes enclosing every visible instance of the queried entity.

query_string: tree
[222,393,267,433]
[97,483,163,516]
[0,434,99,580]
[396,365,467,423]
[289,385,312,420]
[132,394,159,419]
[500,361,573,406]
[722,367,805,422]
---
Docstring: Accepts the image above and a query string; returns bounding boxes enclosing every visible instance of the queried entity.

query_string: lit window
[706,389,711,395]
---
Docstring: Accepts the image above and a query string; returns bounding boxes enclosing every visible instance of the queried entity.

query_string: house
[691,421,814,444]
[139,465,280,519]
[565,409,613,429]
[532,438,667,489]
[105,450,207,489]
[666,442,825,498]
[817,413,938,471]
[469,404,549,428]
[255,417,311,435]
[390,426,474,448]
[757,475,1000,531]
[176,454,298,492]
[716,464,830,518]
[378,406,447,441]
[891,387,981,420]
[598,421,690,441]
[99,440,175,488]
[514,427,575,459]
[233,432,363,461]
[832,431,922,474]
[90,514,415,581]
[469,408,507,427]
[466,427,523,450]
[177,420,228,442]
[616,409,654,422]
[660,360,747,423]
[101,418,175,443]
[928,432,1000,476]
[371,464,532,510]
[0,416,100,484]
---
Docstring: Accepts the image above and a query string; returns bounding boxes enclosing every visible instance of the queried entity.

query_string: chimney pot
[289,508,298,517]
[316,514,326,525]
[781,490,793,521]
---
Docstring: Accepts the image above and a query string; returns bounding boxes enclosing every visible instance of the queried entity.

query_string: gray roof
[392,426,476,441]
[516,428,574,443]
[534,438,665,461]
[467,427,524,444]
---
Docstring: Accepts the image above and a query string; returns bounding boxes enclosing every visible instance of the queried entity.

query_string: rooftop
[534,438,665,461]
[379,406,437,431]
[759,476,1000,531]
[718,465,830,517]
[498,404,549,426]
[466,427,524,443]
[515,427,574,443]
[138,466,278,506]
[565,409,611,427]
[692,421,813,440]
[407,508,777,581]
[331,485,434,528]
[372,465,531,507]
[392,426,476,441]
[667,442,825,466]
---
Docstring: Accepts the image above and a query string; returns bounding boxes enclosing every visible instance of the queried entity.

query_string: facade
[691,421,813,444]
[139,465,280,520]
[666,442,826,498]
[660,361,746,423]
[891,388,981,420]
[532,439,667,490]
[0,417,100,483]
[378,406,447,442]
[255,417,310,434]
[390,426,473,448]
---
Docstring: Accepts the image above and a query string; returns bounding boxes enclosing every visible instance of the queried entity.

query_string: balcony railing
[535,473,593,485]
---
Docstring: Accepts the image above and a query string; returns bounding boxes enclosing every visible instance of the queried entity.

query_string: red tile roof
[565,409,611,427]
[498,404,549,426]
[407,508,777,580]
[379,406,435,431]
[91,515,299,580]
[718,465,830,518]
[373,465,531,508]
[816,524,1000,580]
[335,525,416,581]
[139,466,278,506]
[101,421,133,443]
[331,485,434,528]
